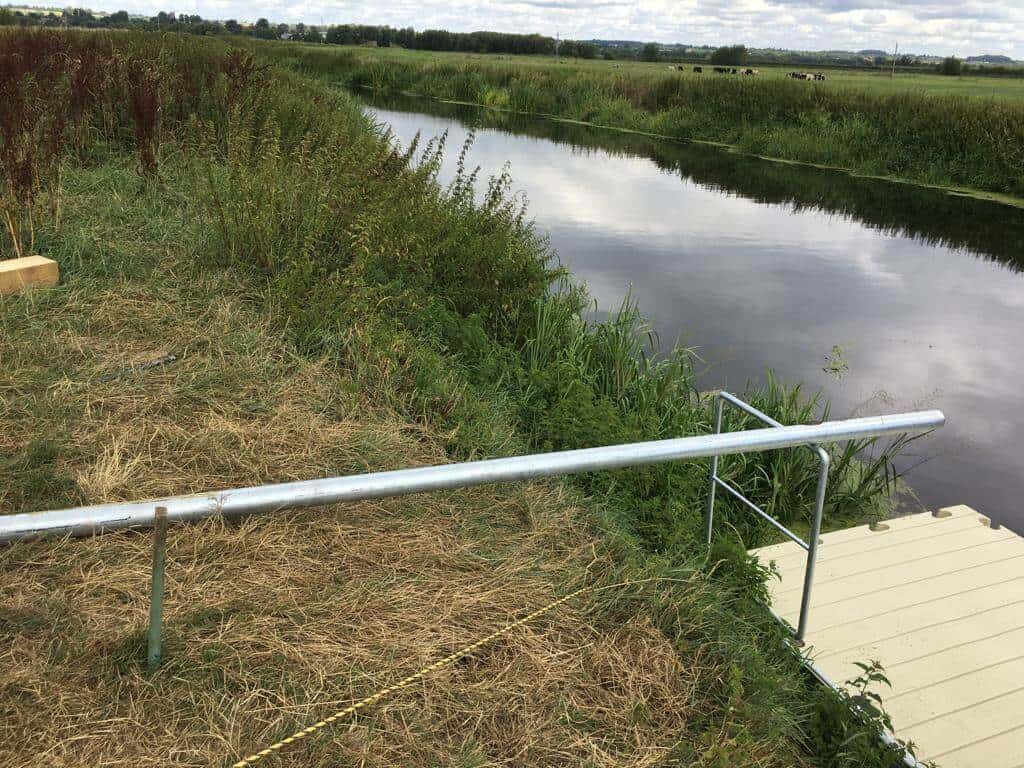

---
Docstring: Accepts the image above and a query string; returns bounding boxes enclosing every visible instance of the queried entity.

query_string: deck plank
[751,506,1024,768]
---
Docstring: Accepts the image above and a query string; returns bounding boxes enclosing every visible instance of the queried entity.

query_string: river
[359,92,1024,533]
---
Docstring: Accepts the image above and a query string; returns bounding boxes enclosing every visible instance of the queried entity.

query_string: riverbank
[1,29,913,767]
[391,90,1024,211]
[265,43,1024,203]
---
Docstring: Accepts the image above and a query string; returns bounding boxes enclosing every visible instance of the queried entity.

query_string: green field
[323,45,1024,101]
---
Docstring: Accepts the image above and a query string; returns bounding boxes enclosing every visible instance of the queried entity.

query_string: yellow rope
[229,579,661,767]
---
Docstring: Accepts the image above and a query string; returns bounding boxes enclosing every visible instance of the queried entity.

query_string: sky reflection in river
[363,95,1024,532]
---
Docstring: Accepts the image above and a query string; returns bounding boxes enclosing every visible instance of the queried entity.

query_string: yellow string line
[229,578,671,767]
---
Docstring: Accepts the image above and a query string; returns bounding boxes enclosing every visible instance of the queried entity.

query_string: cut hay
[0,255,797,768]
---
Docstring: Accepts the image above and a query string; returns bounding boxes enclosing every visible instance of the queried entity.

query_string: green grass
[264,42,1024,201]
[0,28,920,768]
[333,46,1024,101]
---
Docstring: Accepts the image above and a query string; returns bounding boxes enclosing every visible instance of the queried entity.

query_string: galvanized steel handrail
[0,398,943,663]
[0,406,944,545]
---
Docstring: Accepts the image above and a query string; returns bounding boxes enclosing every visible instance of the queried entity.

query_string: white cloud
[32,0,1024,57]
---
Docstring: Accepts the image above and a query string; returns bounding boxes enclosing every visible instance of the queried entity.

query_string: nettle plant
[812,660,932,768]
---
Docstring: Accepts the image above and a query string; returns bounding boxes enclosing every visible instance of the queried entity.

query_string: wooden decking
[751,505,1024,768]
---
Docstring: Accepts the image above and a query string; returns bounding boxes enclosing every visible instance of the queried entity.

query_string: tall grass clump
[0,30,281,258]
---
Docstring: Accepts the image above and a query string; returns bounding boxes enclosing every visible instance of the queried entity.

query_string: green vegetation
[938,56,963,76]
[710,45,749,66]
[1,28,920,767]
[638,42,660,62]
[270,43,1024,200]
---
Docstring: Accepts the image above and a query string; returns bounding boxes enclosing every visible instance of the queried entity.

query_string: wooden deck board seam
[886,652,1024,699]
[799,553,1024,609]
[811,597,1024,659]
[809,574,1024,632]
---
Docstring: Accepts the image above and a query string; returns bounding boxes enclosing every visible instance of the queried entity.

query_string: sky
[34,0,1024,58]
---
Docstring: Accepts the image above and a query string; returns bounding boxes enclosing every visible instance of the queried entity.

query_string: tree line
[0,10,1016,77]
[0,8,601,57]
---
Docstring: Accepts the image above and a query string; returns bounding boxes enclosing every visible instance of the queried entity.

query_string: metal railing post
[147,506,168,671]
[795,448,829,645]
[704,394,724,546]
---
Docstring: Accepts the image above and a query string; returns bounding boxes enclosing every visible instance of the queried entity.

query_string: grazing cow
[694,65,703,73]
[814,72,826,81]
[742,68,759,75]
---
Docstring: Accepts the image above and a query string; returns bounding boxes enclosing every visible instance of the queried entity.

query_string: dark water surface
[360,92,1024,532]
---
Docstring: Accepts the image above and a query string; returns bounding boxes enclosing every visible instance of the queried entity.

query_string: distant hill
[585,40,1017,65]
[966,55,1015,64]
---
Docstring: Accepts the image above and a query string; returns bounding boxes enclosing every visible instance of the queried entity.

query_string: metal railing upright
[705,391,832,643]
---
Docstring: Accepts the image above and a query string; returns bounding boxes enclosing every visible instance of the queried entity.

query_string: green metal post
[147,506,168,672]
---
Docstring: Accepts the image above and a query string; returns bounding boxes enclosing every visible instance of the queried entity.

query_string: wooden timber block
[0,256,59,296]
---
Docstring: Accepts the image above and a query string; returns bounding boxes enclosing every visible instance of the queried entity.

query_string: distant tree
[709,45,748,65]
[224,18,242,34]
[638,42,660,62]
[253,17,275,39]
[305,26,323,43]
[63,8,96,26]
[602,50,615,60]
[938,56,962,76]
[0,7,16,25]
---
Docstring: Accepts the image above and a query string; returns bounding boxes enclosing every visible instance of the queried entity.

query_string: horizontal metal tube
[713,476,810,550]
[719,390,831,465]
[0,410,944,544]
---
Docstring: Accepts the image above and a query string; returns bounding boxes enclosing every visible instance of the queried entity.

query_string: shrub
[710,45,749,66]
[638,42,660,62]
[937,56,962,76]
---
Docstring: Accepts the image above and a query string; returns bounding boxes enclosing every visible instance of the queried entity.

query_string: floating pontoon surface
[751,505,1024,768]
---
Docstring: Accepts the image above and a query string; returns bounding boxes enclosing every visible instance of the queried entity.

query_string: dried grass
[0,262,796,768]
